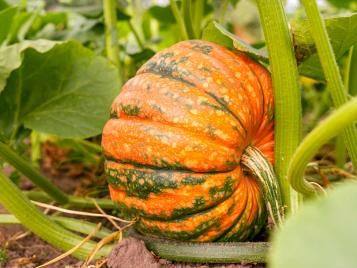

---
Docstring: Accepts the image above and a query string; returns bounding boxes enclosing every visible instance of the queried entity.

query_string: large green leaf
[0,40,119,139]
[269,182,357,268]
[294,13,357,80]
[0,39,57,92]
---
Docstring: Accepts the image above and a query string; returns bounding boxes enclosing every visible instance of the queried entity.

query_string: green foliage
[202,21,268,62]
[0,39,57,92]
[0,0,9,10]
[294,13,357,80]
[0,6,17,44]
[0,40,119,140]
[326,0,357,11]
[269,182,357,268]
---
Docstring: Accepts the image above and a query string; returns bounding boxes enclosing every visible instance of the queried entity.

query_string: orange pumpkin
[102,40,274,241]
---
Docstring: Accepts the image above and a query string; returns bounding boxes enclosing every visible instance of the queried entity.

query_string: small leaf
[269,182,357,268]
[0,40,119,139]
[202,21,269,62]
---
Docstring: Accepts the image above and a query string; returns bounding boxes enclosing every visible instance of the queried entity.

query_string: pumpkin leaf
[202,21,234,49]
[0,40,119,139]
[0,39,57,92]
[202,21,269,62]
[293,13,357,80]
[269,182,357,268]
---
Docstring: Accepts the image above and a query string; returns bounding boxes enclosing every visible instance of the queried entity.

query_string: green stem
[335,47,353,168]
[242,146,283,226]
[0,170,111,260]
[0,214,112,239]
[289,97,357,197]
[182,0,196,39]
[103,0,123,85]
[24,191,115,210]
[335,137,346,168]
[256,0,301,214]
[349,46,357,96]
[193,0,204,38]
[128,20,145,50]
[134,231,269,263]
[30,131,41,167]
[170,0,189,40]
[301,0,357,170]
[0,141,68,204]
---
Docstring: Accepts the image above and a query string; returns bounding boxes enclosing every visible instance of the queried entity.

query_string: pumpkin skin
[102,40,274,241]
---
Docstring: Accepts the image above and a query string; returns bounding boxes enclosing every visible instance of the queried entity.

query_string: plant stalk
[0,214,112,239]
[349,46,357,96]
[0,170,111,260]
[289,97,357,197]
[335,47,353,168]
[256,0,301,214]
[300,0,357,170]
[103,0,123,85]
[242,146,283,225]
[193,0,204,38]
[170,0,189,40]
[0,141,68,204]
[181,0,196,39]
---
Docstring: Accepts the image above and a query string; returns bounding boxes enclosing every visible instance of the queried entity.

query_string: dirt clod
[107,237,160,268]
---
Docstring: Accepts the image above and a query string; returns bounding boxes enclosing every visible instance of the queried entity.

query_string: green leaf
[202,21,234,49]
[148,5,175,24]
[0,40,119,139]
[269,182,357,268]
[0,0,9,11]
[326,0,357,11]
[0,39,57,92]
[0,6,17,44]
[294,13,357,80]
[202,21,269,62]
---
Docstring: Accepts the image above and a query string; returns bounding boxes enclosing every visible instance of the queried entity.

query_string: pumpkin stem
[241,146,284,226]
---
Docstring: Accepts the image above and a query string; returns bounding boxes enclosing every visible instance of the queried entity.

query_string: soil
[0,142,268,267]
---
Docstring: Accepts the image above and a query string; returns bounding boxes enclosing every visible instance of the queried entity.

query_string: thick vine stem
[256,0,301,213]
[134,232,270,263]
[0,141,68,204]
[0,170,111,259]
[0,214,112,239]
[289,98,357,197]
[242,146,283,226]
[300,0,357,170]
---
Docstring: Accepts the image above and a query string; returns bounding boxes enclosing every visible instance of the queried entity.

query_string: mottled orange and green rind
[102,40,274,241]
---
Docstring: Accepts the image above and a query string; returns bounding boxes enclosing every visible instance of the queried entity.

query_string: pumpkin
[102,40,275,241]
